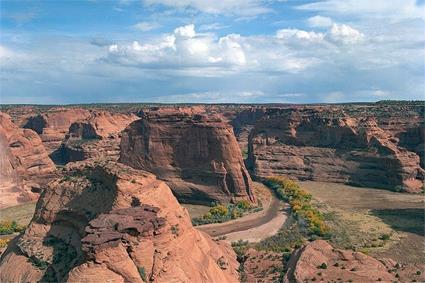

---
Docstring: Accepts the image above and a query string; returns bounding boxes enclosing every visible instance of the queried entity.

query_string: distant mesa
[120,107,255,204]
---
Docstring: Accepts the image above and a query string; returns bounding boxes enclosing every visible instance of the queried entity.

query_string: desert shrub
[138,266,147,281]
[264,176,330,237]
[192,201,259,226]
[0,238,10,248]
[209,204,228,216]
[236,200,252,210]
[0,221,25,235]
[256,220,305,253]
[379,233,391,240]
[171,224,180,235]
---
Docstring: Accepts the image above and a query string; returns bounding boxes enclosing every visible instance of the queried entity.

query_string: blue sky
[0,0,424,104]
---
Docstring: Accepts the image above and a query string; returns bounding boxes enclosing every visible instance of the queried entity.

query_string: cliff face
[247,108,424,192]
[120,109,255,204]
[50,111,139,165]
[22,108,91,152]
[0,161,239,283]
[0,112,56,208]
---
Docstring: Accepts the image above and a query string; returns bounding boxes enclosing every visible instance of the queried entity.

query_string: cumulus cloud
[106,24,247,70]
[307,15,333,28]
[276,23,363,45]
[328,23,364,44]
[276,28,324,41]
[143,0,272,16]
[105,24,325,74]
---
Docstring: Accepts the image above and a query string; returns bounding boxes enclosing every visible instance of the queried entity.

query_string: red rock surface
[0,160,239,283]
[284,240,395,283]
[0,112,56,208]
[247,107,424,192]
[50,111,139,164]
[22,108,91,152]
[120,108,255,204]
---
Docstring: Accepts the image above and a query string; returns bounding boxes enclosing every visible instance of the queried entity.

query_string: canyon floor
[300,181,424,264]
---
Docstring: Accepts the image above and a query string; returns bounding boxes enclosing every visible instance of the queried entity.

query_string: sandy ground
[299,181,424,210]
[197,193,288,243]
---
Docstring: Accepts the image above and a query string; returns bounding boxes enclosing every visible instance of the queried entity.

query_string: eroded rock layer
[247,107,424,192]
[49,111,139,164]
[284,240,396,283]
[120,108,254,204]
[0,160,239,283]
[22,108,91,152]
[0,112,56,208]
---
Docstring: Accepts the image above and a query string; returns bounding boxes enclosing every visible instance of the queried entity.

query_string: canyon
[0,101,423,282]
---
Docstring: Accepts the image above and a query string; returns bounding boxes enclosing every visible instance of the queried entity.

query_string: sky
[0,0,424,104]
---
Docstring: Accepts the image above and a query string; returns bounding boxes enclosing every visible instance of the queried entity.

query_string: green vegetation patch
[192,200,262,226]
[0,220,25,235]
[264,176,330,237]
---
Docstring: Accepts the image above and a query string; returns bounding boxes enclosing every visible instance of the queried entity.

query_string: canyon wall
[120,108,255,204]
[0,112,56,208]
[245,105,424,192]
[50,111,139,164]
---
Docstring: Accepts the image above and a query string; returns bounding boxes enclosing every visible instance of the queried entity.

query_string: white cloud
[174,24,196,37]
[276,28,324,41]
[328,23,364,44]
[0,45,15,59]
[151,90,265,103]
[143,0,272,16]
[199,23,229,31]
[133,21,160,32]
[105,24,323,74]
[298,0,425,21]
[307,15,333,28]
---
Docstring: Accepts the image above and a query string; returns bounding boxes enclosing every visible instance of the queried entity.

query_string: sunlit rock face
[246,107,424,192]
[0,160,239,283]
[120,108,255,204]
[0,112,56,208]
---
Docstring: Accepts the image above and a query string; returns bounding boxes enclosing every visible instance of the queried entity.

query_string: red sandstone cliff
[51,111,139,164]
[120,108,255,204]
[0,160,239,282]
[22,108,91,152]
[247,108,424,192]
[0,112,56,208]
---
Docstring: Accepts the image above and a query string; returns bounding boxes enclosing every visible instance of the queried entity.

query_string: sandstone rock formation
[120,108,255,204]
[0,112,56,208]
[283,240,395,283]
[0,160,239,283]
[50,111,139,164]
[247,107,424,192]
[22,108,91,152]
